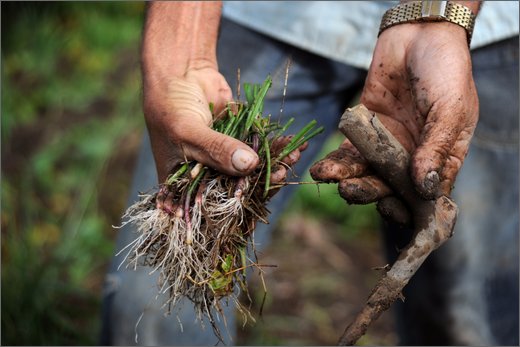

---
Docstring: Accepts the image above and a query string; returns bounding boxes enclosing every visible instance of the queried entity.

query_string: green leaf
[222,254,233,273]
[243,83,254,105]
[209,270,232,292]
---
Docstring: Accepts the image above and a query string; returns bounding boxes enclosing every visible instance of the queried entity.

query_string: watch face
[421,0,448,18]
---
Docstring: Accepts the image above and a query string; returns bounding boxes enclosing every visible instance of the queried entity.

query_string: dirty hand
[145,68,309,212]
[143,67,261,183]
[142,2,264,184]
[144,66,308,183]
[311,22,479,219]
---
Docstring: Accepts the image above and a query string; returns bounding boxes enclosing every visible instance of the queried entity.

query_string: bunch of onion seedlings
[117,76,323,340]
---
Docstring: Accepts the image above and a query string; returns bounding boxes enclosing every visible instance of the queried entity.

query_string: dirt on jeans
[236,213,398,345]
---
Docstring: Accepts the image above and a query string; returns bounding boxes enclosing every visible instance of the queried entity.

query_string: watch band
[379,1,476,43]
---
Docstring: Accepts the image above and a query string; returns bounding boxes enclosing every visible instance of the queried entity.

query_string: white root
[117,174,264,341]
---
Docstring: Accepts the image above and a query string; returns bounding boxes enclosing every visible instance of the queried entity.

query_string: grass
[117,76,324,339]
[1,2,381,345]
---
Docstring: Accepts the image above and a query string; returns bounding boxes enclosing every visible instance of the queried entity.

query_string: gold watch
[379,1,476,44]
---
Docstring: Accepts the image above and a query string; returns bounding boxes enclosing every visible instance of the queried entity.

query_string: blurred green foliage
[289,132,379,239]
[1,2,145,345]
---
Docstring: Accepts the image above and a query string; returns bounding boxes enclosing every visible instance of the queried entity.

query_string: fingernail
[232,148,256,172]
[288,151,299,162]
[271,166,287,183]
[422,170,440,199]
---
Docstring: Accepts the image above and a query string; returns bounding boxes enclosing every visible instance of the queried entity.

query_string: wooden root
[337,104,458,345]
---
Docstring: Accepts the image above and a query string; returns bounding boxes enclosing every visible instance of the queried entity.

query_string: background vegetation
[2,2,144,344]
[1,2,393,345]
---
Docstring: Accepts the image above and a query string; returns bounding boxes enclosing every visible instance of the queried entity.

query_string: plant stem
[276,123,324,161]
[184,167,206,245]
[242,76,272,140]
[273,117,295,140]
[252,133,260,153]
[263,135,271,198]
[166,162,189,185]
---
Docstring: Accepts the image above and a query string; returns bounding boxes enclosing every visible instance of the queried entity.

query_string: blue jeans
[100,18,519,345]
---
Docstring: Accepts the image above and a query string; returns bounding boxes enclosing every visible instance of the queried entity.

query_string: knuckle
[339,179,372,204]
[309,160,341,182]
[271,166,287,183]
[200,134,230,164]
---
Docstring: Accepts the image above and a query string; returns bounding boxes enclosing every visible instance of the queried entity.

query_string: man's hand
[144,67,261,183]
[142,2,261,183]
[311,21,479,213]
[142,2,307,186]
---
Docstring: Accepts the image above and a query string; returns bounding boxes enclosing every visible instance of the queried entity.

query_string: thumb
[183,123,260,176]
[411,100,476,199]
[165,76,259,177]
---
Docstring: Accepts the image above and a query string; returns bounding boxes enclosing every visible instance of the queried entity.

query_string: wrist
[141,2,221,83]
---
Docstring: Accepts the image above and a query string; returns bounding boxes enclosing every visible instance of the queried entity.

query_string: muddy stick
[337,104,458,345]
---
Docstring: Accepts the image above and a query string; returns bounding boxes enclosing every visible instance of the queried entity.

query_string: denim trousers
[100,19,519,345]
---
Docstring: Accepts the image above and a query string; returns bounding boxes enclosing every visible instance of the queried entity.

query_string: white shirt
[223,1,519,70]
